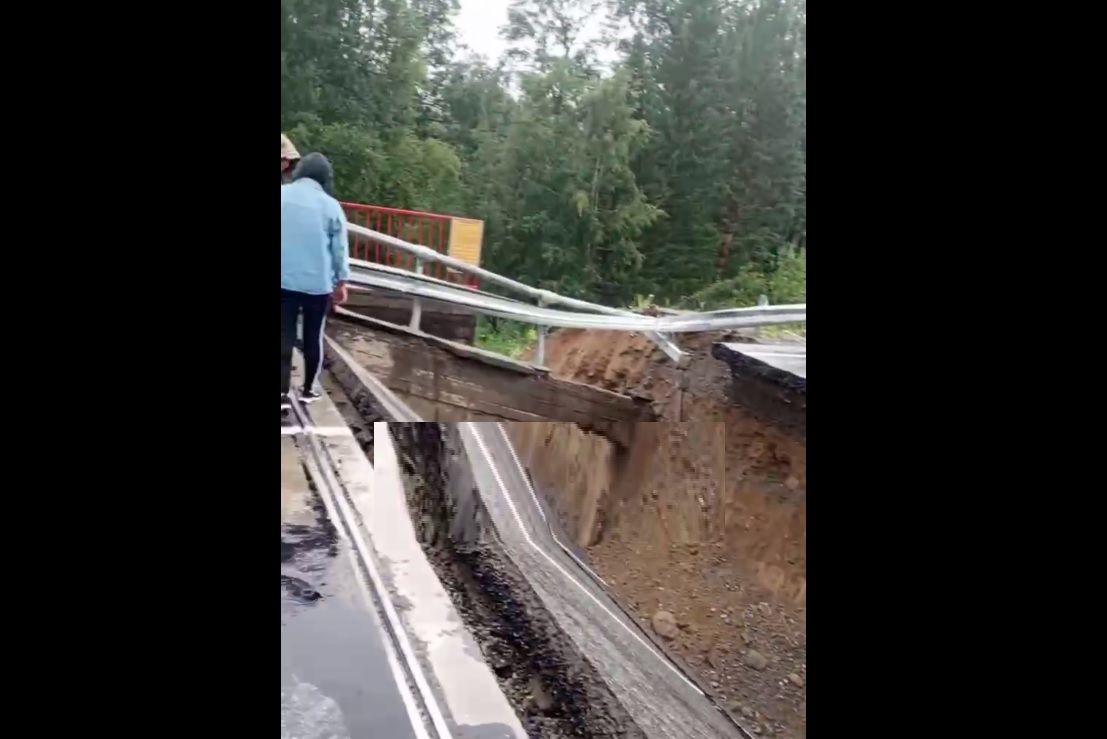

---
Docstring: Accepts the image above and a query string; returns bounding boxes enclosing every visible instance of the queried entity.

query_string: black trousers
[280,289,331,395]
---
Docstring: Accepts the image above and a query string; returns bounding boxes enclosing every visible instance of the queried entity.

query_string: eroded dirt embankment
[512,328,806,738]
[388,423,647,739]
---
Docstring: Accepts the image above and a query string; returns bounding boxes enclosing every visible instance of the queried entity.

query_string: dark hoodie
[291,153,334,195]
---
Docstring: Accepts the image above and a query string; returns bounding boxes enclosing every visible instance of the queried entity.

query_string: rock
[742,705,755,718]
[752,725,763,735]
[757,602,772,617]
[529,675,555,712]
[744,650,769,671]
[651,610,680,639]
[706,647,726,669]
[784,476,800,490]
[788,673,805,688]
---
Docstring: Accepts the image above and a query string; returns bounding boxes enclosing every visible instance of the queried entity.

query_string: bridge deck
[280,430,422,739]
[717,342,807,380]
[281,356,525,739]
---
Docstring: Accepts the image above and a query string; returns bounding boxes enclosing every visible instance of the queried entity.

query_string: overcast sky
[454,0,619,67]
[455,0,513,62]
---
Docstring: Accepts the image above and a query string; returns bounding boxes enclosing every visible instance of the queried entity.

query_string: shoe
[300,388,322,404]
[281,393,292,411]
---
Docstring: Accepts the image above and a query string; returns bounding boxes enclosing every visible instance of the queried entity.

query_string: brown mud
[512,328,806,738]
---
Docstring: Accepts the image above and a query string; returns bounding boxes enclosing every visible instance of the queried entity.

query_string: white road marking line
[301,421,455,739]
[465,422,703,696]
[280,425,354,437]
[493,423,611,587]
[346,548,433,739]
[297,450,435,739]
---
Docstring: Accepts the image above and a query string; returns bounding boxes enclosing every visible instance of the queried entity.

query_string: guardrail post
[536,295,548,366]
[536,327,548,365]
[754,294,769,340]
[410,258,424,331]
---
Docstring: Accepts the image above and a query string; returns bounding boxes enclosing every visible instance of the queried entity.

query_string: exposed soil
[511,328,807,738]
[387,422,648,739]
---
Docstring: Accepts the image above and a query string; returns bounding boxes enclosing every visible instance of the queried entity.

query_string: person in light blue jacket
[281,153,350,408]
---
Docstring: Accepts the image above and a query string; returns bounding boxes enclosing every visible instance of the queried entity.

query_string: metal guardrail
[347,222,688,364]
[346,265,806,331]
[345,222,806,365]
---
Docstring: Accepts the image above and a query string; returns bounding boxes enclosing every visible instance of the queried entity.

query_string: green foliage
[286,119,385,203]
[474,317,538,358]
[283,0,806,319]
[617,0,806,301]
[681,246,805,310]
[757,323,806,341]
[683,267,768,311]
[478,62,661,304]
[287,120,463,214]
[504,0,604,72]
[767,246,806,304]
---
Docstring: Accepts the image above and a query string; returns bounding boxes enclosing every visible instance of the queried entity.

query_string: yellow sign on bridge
[448,217,484,267]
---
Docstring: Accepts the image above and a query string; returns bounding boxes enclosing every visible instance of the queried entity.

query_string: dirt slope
[510,329,806,737]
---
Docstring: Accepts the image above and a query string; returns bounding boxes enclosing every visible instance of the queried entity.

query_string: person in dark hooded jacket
[281,153,349,408]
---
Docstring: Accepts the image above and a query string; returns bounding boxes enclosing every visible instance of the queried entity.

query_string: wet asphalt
[281,435,420,739]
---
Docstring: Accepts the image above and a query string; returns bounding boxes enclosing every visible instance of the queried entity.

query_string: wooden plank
[334,309,653,412]
[328,319,657,432]
[383,360,632,426]
[405,356,647,423]
[332,316,646,410]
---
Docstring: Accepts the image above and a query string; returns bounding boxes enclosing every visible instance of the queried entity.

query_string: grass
[474,316,538,358]
[756,323,807,342]
[473,307,803,361]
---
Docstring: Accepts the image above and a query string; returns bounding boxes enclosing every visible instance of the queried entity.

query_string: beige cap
[281,133,300,161]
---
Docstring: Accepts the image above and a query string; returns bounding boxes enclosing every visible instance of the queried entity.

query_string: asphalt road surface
[718,343,806,380]
[459,422,743,739]
[281,434,421,739]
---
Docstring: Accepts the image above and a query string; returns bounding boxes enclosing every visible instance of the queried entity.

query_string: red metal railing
[341,203,479,289]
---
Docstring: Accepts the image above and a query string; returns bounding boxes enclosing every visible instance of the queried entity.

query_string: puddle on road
[281,464,418,739]
[282,674,350,739]
[282,501,350,738]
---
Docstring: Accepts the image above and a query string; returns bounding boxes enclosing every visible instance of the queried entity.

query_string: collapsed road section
[318,323,790,737]
[520,329,806,737]
[281,356,525,739]
[384,421,747,739]
[711,342,805,438]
